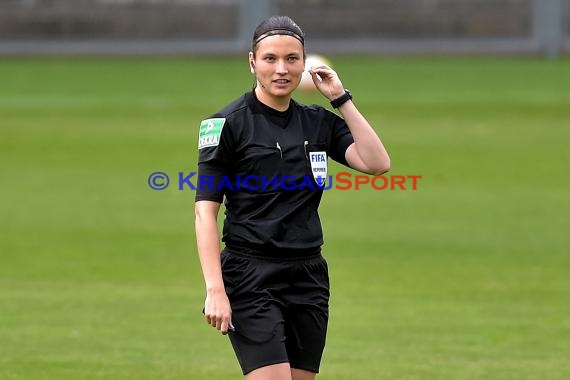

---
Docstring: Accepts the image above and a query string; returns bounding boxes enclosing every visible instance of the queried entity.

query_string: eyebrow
[261,52,301,57]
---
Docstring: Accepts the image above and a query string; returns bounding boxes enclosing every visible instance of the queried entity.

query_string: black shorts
[221,247,330,375]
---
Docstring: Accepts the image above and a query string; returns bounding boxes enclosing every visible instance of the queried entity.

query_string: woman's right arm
[195,200,233,334]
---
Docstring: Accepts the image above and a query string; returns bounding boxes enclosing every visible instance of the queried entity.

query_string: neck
[254,86,290,111]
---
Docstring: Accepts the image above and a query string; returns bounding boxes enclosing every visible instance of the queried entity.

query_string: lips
[272,79,290,84]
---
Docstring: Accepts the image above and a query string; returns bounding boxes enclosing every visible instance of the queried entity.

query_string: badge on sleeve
[309,151,328,187]
[198,118,225,149]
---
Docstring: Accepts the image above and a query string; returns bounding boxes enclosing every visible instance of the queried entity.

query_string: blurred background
[1,1,569,380]
[0,0,569,56]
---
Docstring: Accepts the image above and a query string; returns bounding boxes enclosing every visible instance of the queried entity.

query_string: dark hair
[251,16,305,53]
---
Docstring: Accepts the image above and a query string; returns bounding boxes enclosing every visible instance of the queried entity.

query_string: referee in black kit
[195,15,391,380]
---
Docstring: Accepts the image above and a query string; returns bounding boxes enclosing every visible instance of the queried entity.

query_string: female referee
[195,15,390,380]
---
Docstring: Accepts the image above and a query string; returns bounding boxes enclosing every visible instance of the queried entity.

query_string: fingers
[309,63,332,71]
[220,317,236,334]
[308,67,344,100]
[309,69,323,81]
[309,65,335,79]
[309,68,329,82]
[204,306,232,335]
[205,312,231,331]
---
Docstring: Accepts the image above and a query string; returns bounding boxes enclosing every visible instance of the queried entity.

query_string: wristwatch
[330,89,352,108]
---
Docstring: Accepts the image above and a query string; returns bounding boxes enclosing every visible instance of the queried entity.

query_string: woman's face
[250,35,305,99]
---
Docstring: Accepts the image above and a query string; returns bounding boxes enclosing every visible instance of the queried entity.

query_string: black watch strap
[330,89,352,108]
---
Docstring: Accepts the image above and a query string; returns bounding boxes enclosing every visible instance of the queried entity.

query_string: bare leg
[246,363,292,380]
[291,368,317,380]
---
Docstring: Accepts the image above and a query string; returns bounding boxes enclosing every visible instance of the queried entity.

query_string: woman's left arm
[310,66,391,175]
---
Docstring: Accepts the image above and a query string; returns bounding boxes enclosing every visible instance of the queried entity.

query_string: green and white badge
[198,118,225,149]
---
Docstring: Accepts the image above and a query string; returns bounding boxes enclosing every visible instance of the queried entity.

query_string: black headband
[254,29,304,46]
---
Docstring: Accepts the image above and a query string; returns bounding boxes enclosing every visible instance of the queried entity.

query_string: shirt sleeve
[195,117,235,203]
[327,111,354,167]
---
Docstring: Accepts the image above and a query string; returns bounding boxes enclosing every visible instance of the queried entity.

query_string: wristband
[330,89,352,108]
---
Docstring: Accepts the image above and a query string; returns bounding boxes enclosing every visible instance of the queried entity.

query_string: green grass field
[1,56,569,379]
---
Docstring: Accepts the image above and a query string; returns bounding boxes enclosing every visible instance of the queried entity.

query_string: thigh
[246,363,292,380]
[291,368,318,380]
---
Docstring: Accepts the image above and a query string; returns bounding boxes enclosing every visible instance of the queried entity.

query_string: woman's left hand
[309,65,345,102]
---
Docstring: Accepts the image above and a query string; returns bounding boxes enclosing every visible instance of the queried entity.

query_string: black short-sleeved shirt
[196,91,354,252]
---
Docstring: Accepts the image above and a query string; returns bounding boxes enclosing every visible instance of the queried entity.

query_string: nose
[276,59,288,74]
